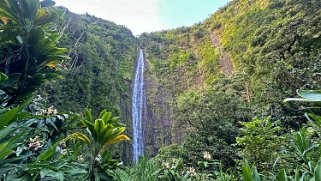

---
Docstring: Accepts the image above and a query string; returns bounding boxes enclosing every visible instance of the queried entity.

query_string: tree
[177,88,243,168]
[0,0,68,106]
[236,117,285,170]
[68,109,130,180]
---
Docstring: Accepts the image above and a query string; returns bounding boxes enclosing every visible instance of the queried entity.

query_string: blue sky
[54,0,230,35]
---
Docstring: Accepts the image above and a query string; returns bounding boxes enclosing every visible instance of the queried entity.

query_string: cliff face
[44,8,138,163]
[140,0,321,156]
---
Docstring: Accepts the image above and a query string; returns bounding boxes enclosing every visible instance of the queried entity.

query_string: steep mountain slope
[139,0,321,158]
[45,8,137,116]
[42,7,138,162]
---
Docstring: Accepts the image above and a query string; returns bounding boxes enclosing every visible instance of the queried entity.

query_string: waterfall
[132,48,145,163]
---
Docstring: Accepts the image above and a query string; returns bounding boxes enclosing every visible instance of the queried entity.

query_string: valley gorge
[2,0,321,179]
[44,0,321,164]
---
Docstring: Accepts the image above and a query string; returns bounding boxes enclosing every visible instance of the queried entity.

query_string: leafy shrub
[236,117,286,170]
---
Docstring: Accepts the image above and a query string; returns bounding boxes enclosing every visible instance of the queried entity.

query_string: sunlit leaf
[284,90,321,102]
[0,107,19,128]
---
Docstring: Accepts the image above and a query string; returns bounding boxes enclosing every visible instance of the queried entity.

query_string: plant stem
[19,31,30,95]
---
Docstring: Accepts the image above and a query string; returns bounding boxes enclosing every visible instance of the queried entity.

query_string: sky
[54,0,231,35]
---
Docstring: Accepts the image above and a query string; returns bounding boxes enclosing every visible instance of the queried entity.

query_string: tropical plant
[241,159,321,181]
[67,109,130,180]
[0,85,87,180]
[241,160,261,181]
[212,165,236,181]
[0,0,68,106]
[111,157,160,181]
[236,117,286,170]
[0,106,30,161]
[0,1,86,180]
[0,72,34,179]
[111,157,192,181]
[177,89,242,168]
[4,141,87,180]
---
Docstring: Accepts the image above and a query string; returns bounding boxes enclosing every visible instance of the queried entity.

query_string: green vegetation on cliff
[41,7,138,164]
[138,0,321,179]
[43,8,138,118]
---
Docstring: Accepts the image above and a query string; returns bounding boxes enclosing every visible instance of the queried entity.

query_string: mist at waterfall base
[132,49,145,163]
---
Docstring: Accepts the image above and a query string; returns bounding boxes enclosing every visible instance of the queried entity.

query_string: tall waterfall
[132,49,145,163]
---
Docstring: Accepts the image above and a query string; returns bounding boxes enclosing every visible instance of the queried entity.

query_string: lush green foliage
[138,0,321,180]
[0,1,130,180]
[43,8,138,118]
[1,0,321,180]
[139,0,321,165]
[68,109,130,180]
[236,117,286,170]
[0,0,68,106]
[177,88,242,167]
[35,3,139,164]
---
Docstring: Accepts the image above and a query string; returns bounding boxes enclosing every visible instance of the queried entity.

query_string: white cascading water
[132,49,145,163]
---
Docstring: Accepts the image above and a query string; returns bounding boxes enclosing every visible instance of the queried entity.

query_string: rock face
[140,31,200,156]
[143,66,186,156]
[210,32,234,75]
[139,0,321,157]
[138,24,227,156]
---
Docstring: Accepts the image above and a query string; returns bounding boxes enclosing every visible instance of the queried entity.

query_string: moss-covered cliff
[139,0,321,158]
[43,7,138,162]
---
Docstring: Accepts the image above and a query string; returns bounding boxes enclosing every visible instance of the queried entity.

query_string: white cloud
[54,0,164,35]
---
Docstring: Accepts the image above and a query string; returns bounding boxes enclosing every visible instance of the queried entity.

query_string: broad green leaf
[104,134,130,146]
[102,111,111,124]
[98,110,107,119]
[0,123,14,140]
[64,132,91,145]
[81,119,94,133]
[64,167,87,175]
[0,73,20,88]
[40,169,64,181]
[314,160,321,181]
[284,90,321,102]
[0,148,13,160]
[242,161,253,181]
[298,90,321,101]
[37,149,55,161]
[106,127,126,141]
[109,116,119,124]
[84,109,93,122]
[276,170,287,181]
[94,119,105,142]
[102,124,113,140]
[0,141,9,153]
[0,72,8,82]
[252,167,261,181]
[0,107,19,128]
[37,141,60,161]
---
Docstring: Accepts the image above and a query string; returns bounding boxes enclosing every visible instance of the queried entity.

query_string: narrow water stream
[132,49,145,163]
